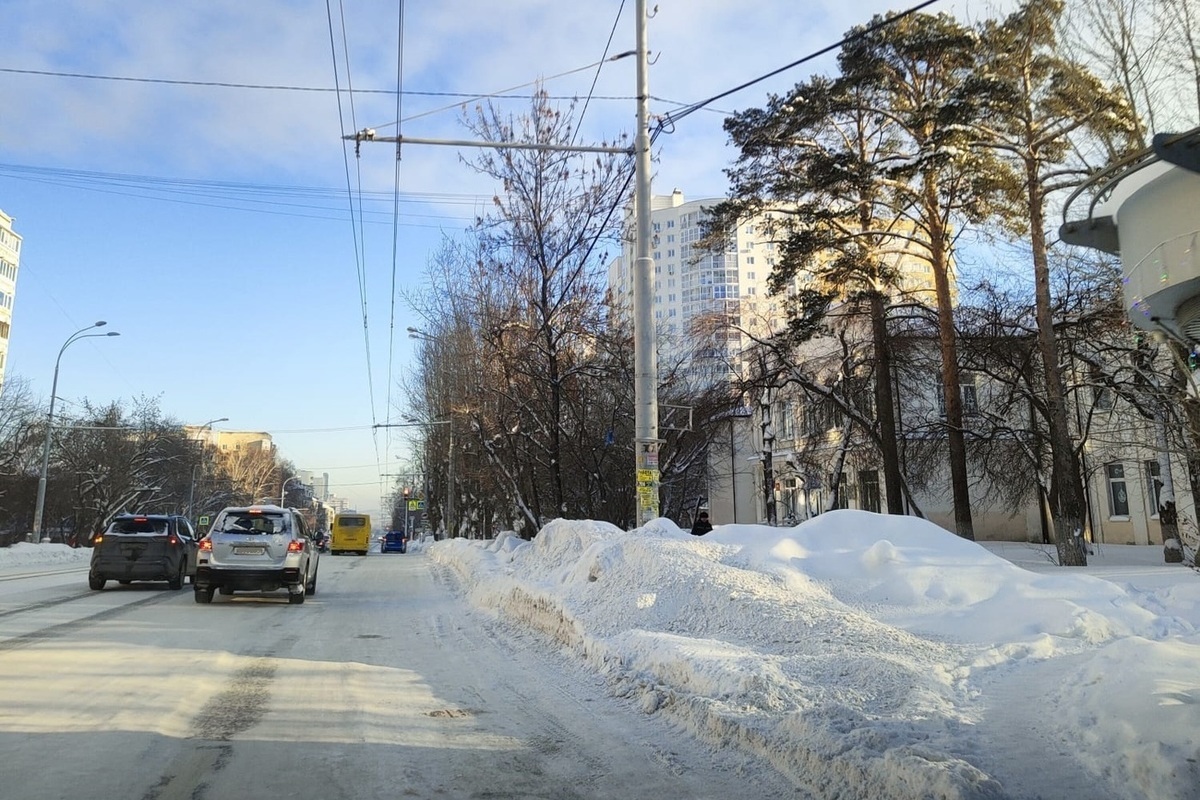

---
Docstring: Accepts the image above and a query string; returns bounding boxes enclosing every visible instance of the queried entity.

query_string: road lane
[0,551,795,800]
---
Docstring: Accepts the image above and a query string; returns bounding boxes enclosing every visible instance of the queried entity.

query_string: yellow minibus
[330,512,372,556]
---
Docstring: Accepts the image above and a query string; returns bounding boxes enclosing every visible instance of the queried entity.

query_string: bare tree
[1064,0,1200,141]
[0,376,42,536]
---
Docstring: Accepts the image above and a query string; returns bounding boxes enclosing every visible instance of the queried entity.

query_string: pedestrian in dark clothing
[690,511,713,536]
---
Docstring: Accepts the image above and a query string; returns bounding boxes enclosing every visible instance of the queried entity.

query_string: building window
[962,375,979,416]
[1145,460,1163,518]
[780,401,796,439]
[859,470,881,513]
[936,376,979,417]
[1106,463,1129,517]
[830,472,849,510]
[1093,385,1114,410]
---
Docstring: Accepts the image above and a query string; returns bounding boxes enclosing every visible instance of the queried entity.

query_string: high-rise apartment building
[0,209,21,390]
[606,190,942,379]
[607,190,788,379]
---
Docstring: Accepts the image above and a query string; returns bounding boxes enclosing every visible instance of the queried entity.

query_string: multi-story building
[607,190,941,378]
[607,190,786,377]
[607,191,946,524]
[0,209,21,389]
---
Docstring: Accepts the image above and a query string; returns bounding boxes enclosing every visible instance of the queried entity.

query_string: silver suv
[194,505,319,605]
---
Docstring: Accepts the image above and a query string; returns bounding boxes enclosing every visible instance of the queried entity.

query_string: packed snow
[6,511,1197,799]
[424,511,1200,800]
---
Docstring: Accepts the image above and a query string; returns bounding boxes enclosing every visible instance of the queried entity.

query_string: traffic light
[403,487,411,498]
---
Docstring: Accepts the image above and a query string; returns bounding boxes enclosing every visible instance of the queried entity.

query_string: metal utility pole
[351,5,659,528]
[632,0,660,526]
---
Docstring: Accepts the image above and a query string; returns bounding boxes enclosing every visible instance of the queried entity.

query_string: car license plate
[233,546,265,556]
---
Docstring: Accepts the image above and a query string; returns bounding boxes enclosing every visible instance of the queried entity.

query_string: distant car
[193,505,319,605]
[88,514,199,591]
[381,530,407,553]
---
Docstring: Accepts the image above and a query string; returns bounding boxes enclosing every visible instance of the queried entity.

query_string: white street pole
[31,322,120,543]
[281,475,303,508]
[187,417,227,519]
[633,0,660,526]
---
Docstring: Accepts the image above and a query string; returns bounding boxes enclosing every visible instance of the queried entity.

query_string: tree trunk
[825,417,855,513]
[1153,406,1184,563]
[1026,160,1088,566]
[760,387,777,525]
[868,291,906,514]
[926,180,975,540]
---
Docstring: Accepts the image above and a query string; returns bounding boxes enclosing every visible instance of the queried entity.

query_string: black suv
[89,514,199,591]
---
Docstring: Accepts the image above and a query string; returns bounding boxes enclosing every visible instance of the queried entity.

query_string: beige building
[607,191,941,378]
[0,209,21,390]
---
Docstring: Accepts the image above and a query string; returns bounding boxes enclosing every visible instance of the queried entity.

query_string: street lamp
[31,321,120,543]
[281,475,305,508]
[187,417,228,519]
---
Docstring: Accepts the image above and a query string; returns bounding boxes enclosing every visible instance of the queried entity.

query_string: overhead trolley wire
[383,0,409,484]
[571,0,627,143]
[327,0,381,455]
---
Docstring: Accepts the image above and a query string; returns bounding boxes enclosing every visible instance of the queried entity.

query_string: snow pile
[430,510,1200,800]
[0,542,92,568]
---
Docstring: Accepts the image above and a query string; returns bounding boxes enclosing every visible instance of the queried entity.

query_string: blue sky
[0,0,1008,517]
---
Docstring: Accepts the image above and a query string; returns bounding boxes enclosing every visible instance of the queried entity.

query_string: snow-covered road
[0,550,794,799]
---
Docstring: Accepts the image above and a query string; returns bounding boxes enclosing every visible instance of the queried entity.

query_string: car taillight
[287,539,304,553]
[199,539,212,552]
[167,535,179,546]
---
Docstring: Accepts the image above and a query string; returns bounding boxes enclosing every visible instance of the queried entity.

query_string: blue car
[381,530,407,553]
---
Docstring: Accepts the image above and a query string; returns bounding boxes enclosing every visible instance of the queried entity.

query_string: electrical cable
[659,0,943,129]
[383,0,408,482]
[372,51,637,131]
[327,0,380,456]
[572,0,627,144]
[0,65,644,103]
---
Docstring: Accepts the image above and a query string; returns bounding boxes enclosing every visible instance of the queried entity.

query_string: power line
[384,0,409,482]
[0,65,643,103]
[572,0,627,144]
[659,0,944,128]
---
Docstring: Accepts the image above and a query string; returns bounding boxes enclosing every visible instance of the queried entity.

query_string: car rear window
[109,518,169,534]
[213,512,286,535]
[338,516,367,528]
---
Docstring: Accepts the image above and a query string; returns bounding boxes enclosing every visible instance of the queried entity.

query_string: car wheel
[288,589,306,605]
[88,574,106,591]
[194,588,214,604]
[219,586,235,596]
[168,562,184,590]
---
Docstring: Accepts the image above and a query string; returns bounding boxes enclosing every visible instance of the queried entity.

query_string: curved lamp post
[31,321,121,543]
[187,417,228,519]
[281,475,305,508]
